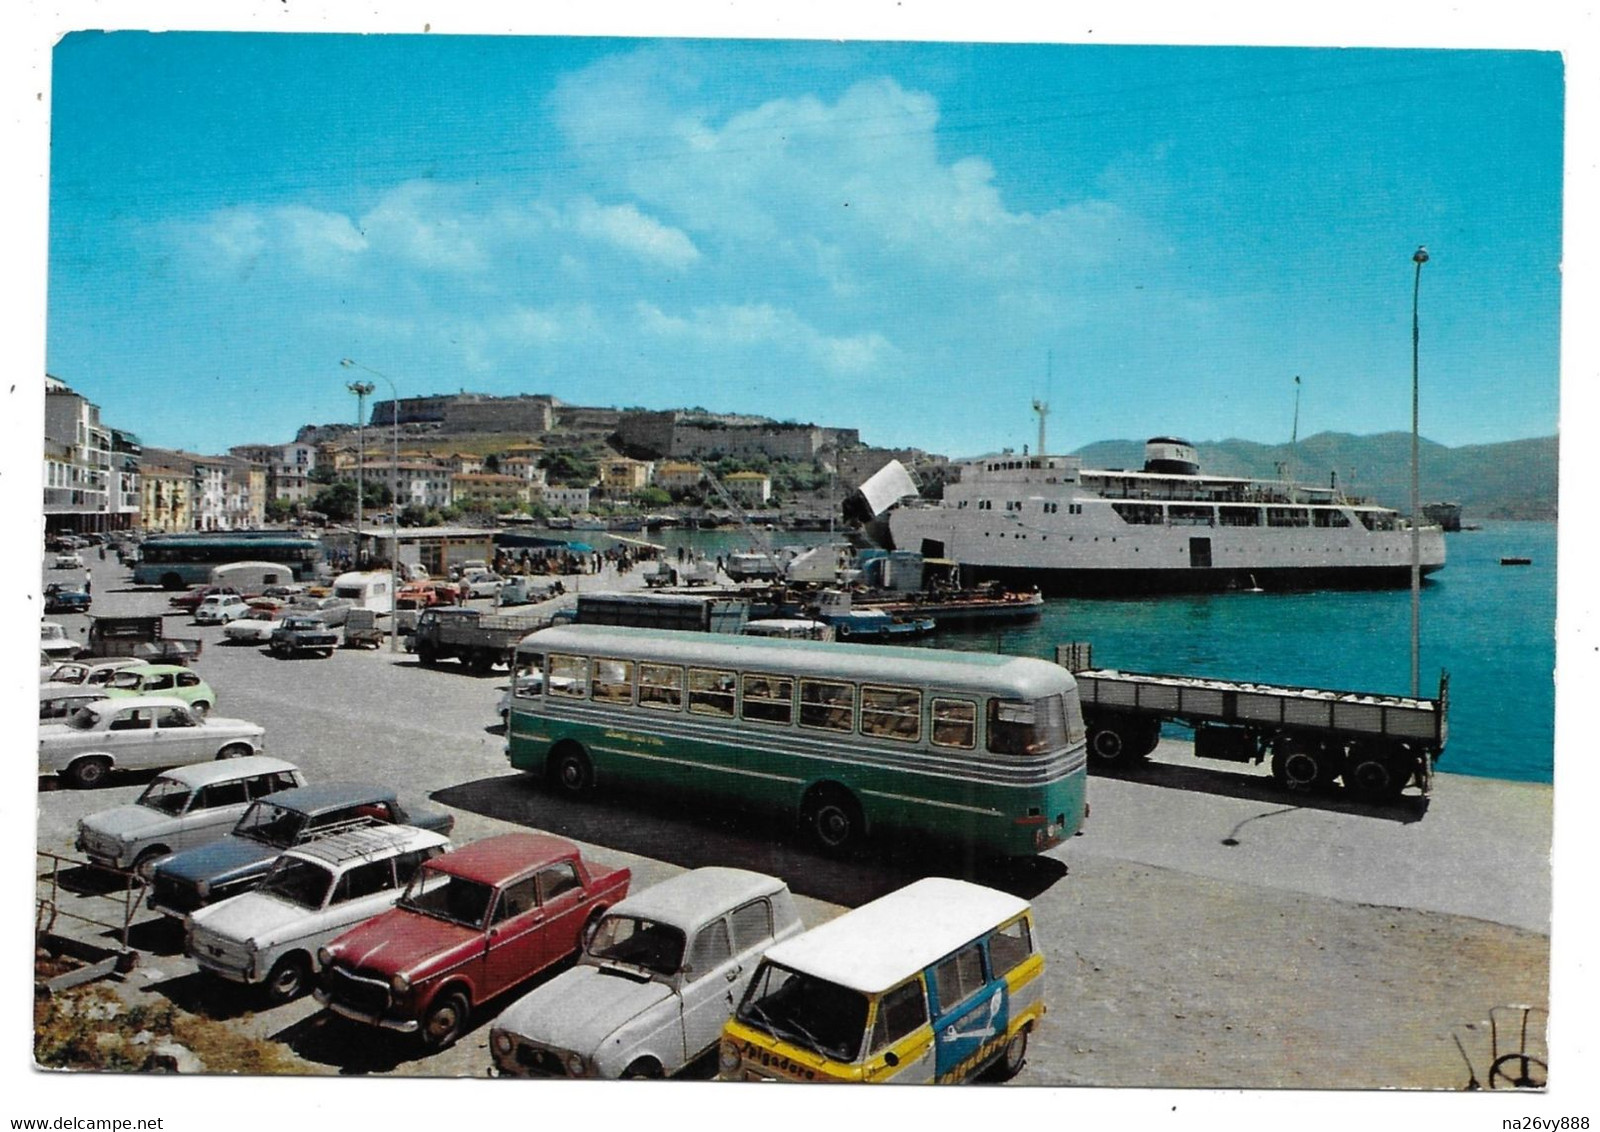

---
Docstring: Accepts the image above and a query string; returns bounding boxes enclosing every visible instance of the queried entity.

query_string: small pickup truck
[316,833,631,1050]
[412,607,548,674]
[270,616,340,659]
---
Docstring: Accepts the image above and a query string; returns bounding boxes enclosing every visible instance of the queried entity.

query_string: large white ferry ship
[873,437,1447,596]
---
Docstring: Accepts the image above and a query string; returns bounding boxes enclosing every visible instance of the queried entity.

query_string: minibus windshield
[736,963,869,1063]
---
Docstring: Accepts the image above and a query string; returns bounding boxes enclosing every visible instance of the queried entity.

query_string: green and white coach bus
[503,625,1088,858]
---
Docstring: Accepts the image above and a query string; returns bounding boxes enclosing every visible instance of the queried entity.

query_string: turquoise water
[659,522,1557,784]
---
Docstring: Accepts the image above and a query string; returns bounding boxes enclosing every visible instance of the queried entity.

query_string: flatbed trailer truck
[1068,665,1448,801]
[412,607,550,673]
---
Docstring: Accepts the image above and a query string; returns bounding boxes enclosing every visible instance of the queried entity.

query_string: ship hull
[957,561,1443,597]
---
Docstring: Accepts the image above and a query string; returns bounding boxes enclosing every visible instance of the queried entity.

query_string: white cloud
[569,198,700,269]
[359,182,486,273]
[635,300,895,375]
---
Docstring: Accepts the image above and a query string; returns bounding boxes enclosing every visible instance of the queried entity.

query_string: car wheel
[131,846,169,882]
[622,1058,664,1079]
[983,1026,1029,1082]
[66,756,111,789]
[216,743,251,760]
[420,990,470,1050]
[191,701,211,718]
[264,953,312,1005]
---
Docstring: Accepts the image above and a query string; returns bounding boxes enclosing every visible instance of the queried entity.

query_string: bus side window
[548,654,588,698]
[986,916,1033,977]
[930,698,976,749]
[591,658,635,705]
[741,674,794,725]
[870,978,930,1054]
[799,679,855,732]
[861,686,922,742]
[638,663,684,710]
[688,668,736,717]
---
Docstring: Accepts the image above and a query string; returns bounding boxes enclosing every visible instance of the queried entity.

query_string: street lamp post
[346,381,375,563]
[343,359,401,652]
[1410,245,1429,699]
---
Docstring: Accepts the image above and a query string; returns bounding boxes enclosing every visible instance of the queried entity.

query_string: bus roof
[759,878,1030,995]
[517,624,1074,700]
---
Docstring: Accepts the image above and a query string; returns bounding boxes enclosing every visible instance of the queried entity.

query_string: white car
[74,756,306,876]
[188,823,452,1003]
[53,552,85,569]
[489,867,803,1079]
[460,571,504,599]
[40,684,109,721]
[39,695,267,789]
[45,658,144,687]
[195,594,252,624]
[223,610,284,644]
[40,621,80,660]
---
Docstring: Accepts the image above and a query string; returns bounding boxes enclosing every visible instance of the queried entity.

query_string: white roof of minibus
[758,877,1030,995]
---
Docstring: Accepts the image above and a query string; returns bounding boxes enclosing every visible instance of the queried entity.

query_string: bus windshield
[987,695,1070,756]
[736,962,869,1064]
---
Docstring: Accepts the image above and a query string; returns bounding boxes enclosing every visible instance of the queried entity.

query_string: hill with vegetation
[1071,433,1557,521]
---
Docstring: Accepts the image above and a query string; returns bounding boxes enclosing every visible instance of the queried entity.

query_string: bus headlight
[718,1040,741,1075]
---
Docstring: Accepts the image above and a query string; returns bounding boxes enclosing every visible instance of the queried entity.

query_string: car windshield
[586,915,687,978]
[735,963,870,1064]
[65,707,100,730]
[136,777,192,816]
[232,801,309,848]
[259,857,336,910]
[398,866,493,928]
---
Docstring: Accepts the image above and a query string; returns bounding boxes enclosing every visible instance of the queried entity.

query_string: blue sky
[43,32,1563,460]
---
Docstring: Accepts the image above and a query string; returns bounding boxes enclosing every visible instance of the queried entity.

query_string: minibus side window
[799,680,855,732]
[930,698,976,749]
[987,916,1033,977]
[741,674,794,724]
[869,978,929,1054]
[591,658,635,705]
[688,668,736,717]
[638,663,684,710]
[548,654,588,698]
[861,686,922,742]
[932,943,987,1009]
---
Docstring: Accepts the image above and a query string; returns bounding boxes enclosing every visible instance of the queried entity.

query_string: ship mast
[1032,398,1049,458]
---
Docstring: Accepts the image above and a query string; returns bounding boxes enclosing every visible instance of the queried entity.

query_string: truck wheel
[803,785,864,855]
[416,645,438,667]
[66,757,112,789]
[1270,738,1334,792]
[1087,714,1151,766]
[420,990,470,1050]
[1343,742,1410,800]
[548,744,595,797]
[264,953,312,1005]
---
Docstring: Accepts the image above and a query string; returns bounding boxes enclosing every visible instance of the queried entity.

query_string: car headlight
[195,879,210,898]
[565,1052,586,1076]
[718,1040,741,1074]
[491,1030,513,1056]
[317,946,333,967]
[390,972,411,995]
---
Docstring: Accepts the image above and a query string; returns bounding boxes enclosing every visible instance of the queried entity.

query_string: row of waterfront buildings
[44,378,913,536]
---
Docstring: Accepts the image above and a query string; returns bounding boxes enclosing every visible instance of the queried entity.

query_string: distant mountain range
[1070,432,1558,521]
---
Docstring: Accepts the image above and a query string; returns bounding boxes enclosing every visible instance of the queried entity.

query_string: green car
[102,664,217,716]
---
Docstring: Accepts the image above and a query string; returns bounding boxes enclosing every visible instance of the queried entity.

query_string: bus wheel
[548,744,595,797]
[1270,738,1333,792]
[161,573,184,590]
[984,1026,1029,1082]
[803,786,863,855]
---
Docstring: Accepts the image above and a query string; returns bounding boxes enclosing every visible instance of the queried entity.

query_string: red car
[170,585,241,614]
[314,833,631,1049]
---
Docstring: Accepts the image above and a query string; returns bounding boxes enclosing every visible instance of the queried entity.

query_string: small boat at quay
[873,437,1447,596]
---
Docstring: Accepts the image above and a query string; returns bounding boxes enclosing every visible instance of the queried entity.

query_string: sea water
[659,521,1557,784]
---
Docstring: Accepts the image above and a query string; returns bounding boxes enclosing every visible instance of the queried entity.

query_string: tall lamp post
[345,380,375,562]
[1409,245,1429,698]
[342,359,401,653]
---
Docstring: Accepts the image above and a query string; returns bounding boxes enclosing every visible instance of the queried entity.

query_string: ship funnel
[1143,437,1199,475]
